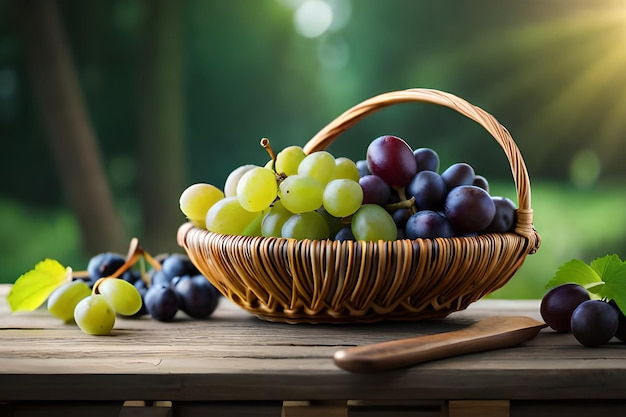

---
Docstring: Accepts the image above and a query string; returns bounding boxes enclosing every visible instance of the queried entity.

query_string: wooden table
[1,284,625,417]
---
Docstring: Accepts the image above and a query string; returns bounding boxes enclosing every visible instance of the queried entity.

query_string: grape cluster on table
[180,135,518,242]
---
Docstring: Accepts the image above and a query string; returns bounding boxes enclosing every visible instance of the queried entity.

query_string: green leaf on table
[7,259,70,312]
[546,258,602,289]
[594,255,626,315]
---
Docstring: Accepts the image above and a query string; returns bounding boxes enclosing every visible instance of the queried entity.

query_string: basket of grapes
[177,88,540,323]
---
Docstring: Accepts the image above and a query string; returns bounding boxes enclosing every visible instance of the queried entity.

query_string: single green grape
[275,145,306,176]
[241,209,266,236]
[224,164,258,197]
[47,280,92,323]
[281,211,330,240]
[74,294,116,335]
[261,201,292,237]
[236,167,278,212]
[351,204,398,241]
[279,175,324,213]
[333,157,360,182]
[297,151,336,186]
[205,196,261,235]
[179,183,225,229]
[323,179,363,218]
[97,278,143,316]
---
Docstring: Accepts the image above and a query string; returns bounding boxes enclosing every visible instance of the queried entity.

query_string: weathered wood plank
[2,284,626,406]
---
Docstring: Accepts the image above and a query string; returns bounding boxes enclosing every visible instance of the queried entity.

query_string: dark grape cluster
[344,135,516,240]
[84,251,220,322]
[540,283,626,347]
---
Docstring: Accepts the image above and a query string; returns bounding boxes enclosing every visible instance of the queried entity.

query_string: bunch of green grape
[47,274,143,335]
[180,140,398,241]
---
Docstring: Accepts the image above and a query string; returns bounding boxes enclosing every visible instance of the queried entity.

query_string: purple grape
[174,275,219,319]
[441,162,475,190]
[406,170,447,211]
[161,254,199,279]
[334,227,355,242]
[413,148,439,173]
[473,175,489,192]
[540,283,590,333]
[145,284,181,322]
[359,175,391,206]
[366,135,417,188]
[87,252,125,285]
[392,208,411,228]
[356,159,371,177]
[608,300,626,342]
[571,300,619,347]
[443,185,495,234]
[405,210,454,239]
[483,196,517,233]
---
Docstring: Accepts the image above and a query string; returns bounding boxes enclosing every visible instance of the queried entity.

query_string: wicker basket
[177,88,540,324]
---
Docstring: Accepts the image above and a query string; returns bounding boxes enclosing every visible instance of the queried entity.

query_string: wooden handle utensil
[334,316,546,373]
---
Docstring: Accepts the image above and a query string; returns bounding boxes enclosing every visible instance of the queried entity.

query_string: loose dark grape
[406,170,447,211]
[174,275,219,319]
[413,148,439,173]
[540,283,590,332]
[571,300,619,347]
[441,162,475,190]
[150,269,174,286]
[144,284,181,322]
[87,252,126,284]
[608,300,626,342]
[443,185,495,234]
[366,135,417,188]
[483,196,517,233]
[405,210,454,239]
[473,175,489,192]
[359,175,391,206]
[161,254,198,280]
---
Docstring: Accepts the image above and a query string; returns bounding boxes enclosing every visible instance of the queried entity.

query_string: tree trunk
[138,0,187,254]
[16,0,128,255]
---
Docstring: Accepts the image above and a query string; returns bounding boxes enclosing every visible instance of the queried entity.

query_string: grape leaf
[595,256,626,315]
[546,258,602,289]
[7,259,70,312]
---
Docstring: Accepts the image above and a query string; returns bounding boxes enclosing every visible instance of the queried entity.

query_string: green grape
[205,196,261,235]
[297,151,336,185]
[179,183,225,229]
[333,157,360,181]
[47,280,92,323]
[279,175,324,213]
[351,204,398,241]
[317,207,345,237]
[241,209,266,236]
[236,167,278,212]
[224,164,258,197]
[281,211,330,240]
[74,294,116,335]
[261,201,292,237]
[323,179,363,218]
[97,278,143,316]
[275,145,306,176]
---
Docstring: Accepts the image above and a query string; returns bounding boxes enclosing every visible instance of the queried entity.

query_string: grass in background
[2,181,626,299]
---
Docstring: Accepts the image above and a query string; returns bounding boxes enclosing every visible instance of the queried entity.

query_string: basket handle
[302,88,537,247]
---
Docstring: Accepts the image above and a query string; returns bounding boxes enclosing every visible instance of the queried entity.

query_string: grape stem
[260,138,277,168]
[391,187,417,214]
[90,237,163,294]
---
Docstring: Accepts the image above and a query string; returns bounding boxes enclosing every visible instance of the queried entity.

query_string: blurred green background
[1,0,626,299]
